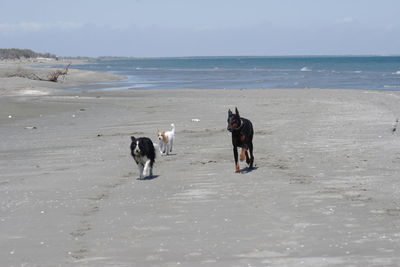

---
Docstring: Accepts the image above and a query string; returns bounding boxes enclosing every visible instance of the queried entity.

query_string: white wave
[392,71,400,75]
[19,89,49,95]
[300,67,311,72]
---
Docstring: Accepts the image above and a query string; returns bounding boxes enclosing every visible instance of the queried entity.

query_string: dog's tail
[170,123,175,134]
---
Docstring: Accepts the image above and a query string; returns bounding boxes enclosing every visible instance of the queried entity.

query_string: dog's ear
[131,136,136,142]
[235,107,240,117]
[228,109,232,116]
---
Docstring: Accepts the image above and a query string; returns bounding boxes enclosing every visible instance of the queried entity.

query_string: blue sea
[71,56,400,91]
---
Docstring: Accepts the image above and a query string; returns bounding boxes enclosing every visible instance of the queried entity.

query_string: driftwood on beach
[7,63,71,82]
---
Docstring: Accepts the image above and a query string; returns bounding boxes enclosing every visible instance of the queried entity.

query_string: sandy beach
[1,62,400,266]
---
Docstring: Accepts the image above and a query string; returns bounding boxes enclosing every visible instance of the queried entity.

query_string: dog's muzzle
[134,148,141,156]
[228,123,239,132]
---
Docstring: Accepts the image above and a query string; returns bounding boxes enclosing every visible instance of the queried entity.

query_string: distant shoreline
[66,56,400,91]
[0,59,124,96]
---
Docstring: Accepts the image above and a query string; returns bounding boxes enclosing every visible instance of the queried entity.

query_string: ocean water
[71,56,400,90]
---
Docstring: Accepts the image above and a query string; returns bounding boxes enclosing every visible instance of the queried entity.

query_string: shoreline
[2,58,400,96]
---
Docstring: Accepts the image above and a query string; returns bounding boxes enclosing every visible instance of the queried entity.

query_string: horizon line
[61,54,400,59]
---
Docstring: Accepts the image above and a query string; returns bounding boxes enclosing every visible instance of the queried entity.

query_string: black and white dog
[227,107,254,173]
[130,136,155,179]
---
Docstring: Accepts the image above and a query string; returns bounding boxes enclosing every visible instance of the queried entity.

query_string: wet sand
[1,63,400,266]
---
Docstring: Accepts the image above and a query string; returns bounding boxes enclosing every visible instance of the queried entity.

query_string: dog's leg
[240,148,247,162]
[166,143,170,155]
[163,143,167,155]
[169,139,173,153]
[143,160,152,177]
[233,146,240,173]
[249,142,254,169]
[150,160,154,176]
[138,164,144,179]
[245,150,251,165]
[162,144,166,155]
[160,143,165,155]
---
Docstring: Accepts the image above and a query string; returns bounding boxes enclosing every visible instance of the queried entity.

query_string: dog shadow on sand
[137,175,160,181]
[160,153,178,156]
[240,166,258,174]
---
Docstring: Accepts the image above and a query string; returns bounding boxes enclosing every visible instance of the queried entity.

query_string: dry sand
[1,62,400,266]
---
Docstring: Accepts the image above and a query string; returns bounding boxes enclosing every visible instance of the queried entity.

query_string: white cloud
[0,21,83,32]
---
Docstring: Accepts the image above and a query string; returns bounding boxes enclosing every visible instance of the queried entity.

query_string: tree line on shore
[0,48,57,60]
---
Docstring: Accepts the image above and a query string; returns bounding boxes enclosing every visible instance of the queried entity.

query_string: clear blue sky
[1,0,399,57]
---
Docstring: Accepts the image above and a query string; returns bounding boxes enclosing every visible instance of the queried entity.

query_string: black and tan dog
[227,107,254,173]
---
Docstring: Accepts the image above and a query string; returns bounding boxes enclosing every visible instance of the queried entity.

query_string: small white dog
[157,123,175,155]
